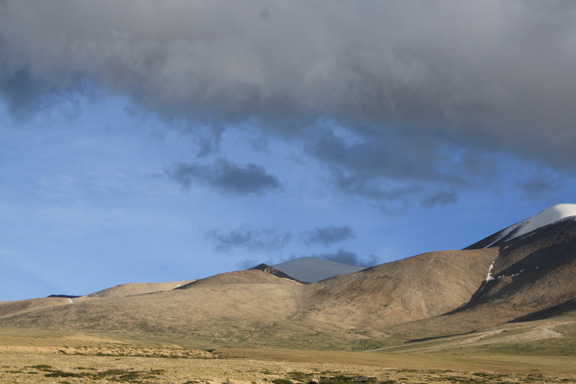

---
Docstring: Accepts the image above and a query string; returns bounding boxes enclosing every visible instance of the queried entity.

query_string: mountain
[271,257,366,283]
[250,263,296,280]
[1,204,576,351]
[382,204,576,349]
[450,203,576,326]
[177,269,298,288]
[457,210,576,324]
[467,203,576,248]
[300,248,497,328]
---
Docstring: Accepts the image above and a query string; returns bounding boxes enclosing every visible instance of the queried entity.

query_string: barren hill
[300,248,497,329]
[0,250,497,348]
[0,297,73,319]
[178,269,299,288]
[378,214,576,347]
[0,270,303,347]
[451,217,576,327]
[88,280,194,298]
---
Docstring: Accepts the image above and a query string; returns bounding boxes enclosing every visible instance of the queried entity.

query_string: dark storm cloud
[205,227,292,253]
[2,1,576,196]
[168,158,281,195]
[303,226,355,246]
[0,70,43,115]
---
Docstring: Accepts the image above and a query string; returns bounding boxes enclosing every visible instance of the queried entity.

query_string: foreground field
[1,328,575,384]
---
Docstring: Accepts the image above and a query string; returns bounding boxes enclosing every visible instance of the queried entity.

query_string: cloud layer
[1,1,575,202]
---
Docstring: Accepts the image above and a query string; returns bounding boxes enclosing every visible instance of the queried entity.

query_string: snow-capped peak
[475,204,576,249]
[511,204,576,239]
[486,204,576,247]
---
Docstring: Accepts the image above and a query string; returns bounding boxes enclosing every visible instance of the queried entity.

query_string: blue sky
[1,1,576,301]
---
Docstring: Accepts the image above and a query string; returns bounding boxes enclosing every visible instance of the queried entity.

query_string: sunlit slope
[2,205,576,351]
[0,271,302,346]
[381,215,576,349]
[0,250,497,348]
[300,248,497,328]
[88,280,195,298]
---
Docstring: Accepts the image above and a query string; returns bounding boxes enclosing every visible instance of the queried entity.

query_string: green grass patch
[29,364,53,370]
[318,375,378,384]
[288,371,311,382]
[272,379,293,384]
[37,365,166,382]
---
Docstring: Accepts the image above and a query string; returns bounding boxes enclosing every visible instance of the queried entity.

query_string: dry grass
[0,328,575,384]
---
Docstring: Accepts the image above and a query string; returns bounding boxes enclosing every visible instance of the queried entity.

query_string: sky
[1,1,576,301]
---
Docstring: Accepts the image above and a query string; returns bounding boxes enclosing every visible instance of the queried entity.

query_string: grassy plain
[1,327,575,384]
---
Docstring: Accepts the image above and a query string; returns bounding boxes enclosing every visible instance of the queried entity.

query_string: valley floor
[1,328,576,384]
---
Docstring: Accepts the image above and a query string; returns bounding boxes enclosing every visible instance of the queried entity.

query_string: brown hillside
[0,271,303,347]
[0,250,498,348]
[88,280,194,298]
[2,221,575,351]
[0,297,73,319]
[301,248,498,329]
[379,219,576,345]
[446,219,576,327]
[178,269,300,288]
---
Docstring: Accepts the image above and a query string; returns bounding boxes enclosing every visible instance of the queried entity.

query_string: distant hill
[87,281,194,298]
[177,269,299,288]
[271,257,366,283]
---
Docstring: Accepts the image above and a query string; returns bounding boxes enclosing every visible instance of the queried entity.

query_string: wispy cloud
[206,224,358,253]
[298,249,378,267]
[167,158,281,195]
[302,226,355,246]
[205,227,292,253]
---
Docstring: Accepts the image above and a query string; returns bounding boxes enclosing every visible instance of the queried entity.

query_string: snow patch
[497,269,524,279]
[485,262,495,282]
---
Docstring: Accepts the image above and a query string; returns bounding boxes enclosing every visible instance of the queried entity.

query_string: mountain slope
[0,270,304,347]
[301,248,497,329]
[0,249,496,348]
[88,281,194,298]
[382,207,576,346]
[0,297,73,319]
[458,218,576,323]
[177,269,300,288]
[467,204,576,249]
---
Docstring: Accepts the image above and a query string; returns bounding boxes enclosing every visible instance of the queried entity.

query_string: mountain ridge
[2,204,576,351]
[466,203,576,249]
